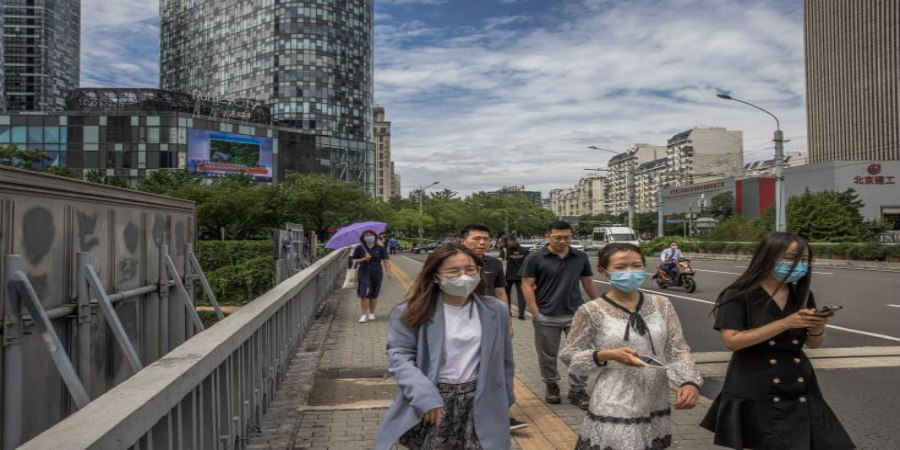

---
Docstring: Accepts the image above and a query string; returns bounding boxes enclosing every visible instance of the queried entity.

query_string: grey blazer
[375,294,516,450]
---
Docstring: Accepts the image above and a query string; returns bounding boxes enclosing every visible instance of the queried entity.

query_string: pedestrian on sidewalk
[375,244,515,450]
[519,220,598,409]
[459,224,529,432]
[498,235,529,320]
[351,230,393,323]
[561,243,703,450]
[700,231,854,450]
[390,236,399,255]
[458,223,508,305]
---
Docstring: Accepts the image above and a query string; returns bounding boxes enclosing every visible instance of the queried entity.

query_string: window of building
[84,126,100,143]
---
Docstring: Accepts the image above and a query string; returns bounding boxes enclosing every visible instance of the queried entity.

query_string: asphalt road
[402,251,900,449]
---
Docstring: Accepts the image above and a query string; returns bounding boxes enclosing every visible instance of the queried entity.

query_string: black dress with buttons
[700,286,855,450]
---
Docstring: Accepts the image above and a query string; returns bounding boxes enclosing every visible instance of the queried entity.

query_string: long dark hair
[403,243,485,326]
[713,231,814,313]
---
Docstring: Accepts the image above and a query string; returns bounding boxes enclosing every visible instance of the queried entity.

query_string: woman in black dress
[700,231,854,450]
[351,230,392,323]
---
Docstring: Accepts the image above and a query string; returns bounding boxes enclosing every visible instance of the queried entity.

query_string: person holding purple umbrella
[352,230,393,323]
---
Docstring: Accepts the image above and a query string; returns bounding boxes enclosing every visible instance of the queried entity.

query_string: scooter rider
[660,241,683,283]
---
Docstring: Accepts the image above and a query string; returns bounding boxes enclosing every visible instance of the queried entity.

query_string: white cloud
[80,0,159,87]
[376,0,807,196]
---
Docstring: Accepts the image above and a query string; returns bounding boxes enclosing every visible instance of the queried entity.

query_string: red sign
[868,164,882,175]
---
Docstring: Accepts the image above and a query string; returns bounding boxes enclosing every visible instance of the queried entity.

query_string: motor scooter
[653,258,697,293]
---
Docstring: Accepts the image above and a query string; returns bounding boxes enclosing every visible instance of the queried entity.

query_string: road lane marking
[593,279,900,342]
[695,269,742,275]
[887,304,900,309]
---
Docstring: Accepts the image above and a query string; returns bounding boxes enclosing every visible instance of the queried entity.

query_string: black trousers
[504,279,525,316]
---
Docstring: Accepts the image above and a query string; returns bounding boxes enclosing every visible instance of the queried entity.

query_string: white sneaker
[358,315,367,323]
[367,313,375,321]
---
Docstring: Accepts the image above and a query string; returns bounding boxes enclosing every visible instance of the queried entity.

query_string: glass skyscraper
[2,0,81,111]
[159,0,374,190]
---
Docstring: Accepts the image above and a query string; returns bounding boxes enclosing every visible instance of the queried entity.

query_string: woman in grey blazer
[376,244,516,450]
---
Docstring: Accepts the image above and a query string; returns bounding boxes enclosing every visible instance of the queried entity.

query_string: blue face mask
[773,261,808,284]
[608,270,646,293]
[364,236,376,244]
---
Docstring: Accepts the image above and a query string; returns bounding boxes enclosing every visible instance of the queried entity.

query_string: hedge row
[196,240,275,306]
[640,237,900,262]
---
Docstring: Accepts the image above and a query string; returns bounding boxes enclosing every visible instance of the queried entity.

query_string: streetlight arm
[587,146,622,156]
[722,97,781,131]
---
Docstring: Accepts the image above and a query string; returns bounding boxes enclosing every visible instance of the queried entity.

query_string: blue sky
[82,0,807,195]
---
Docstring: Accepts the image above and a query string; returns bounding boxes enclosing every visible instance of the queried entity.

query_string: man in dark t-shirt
[519,220,597,409]
[458,223,507,302]
[459,223,530,431]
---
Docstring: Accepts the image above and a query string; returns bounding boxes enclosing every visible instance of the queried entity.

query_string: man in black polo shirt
[519,220,598,409]
[459,223,530,431]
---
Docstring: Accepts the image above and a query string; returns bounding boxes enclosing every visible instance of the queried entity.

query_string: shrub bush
[196,240,275,306]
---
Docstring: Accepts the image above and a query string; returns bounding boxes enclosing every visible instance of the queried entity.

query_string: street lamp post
[417,181,440,244]
[717,93,786,232]
[587,146,635,230]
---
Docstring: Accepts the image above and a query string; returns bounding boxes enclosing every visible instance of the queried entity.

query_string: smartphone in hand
[637,355,667,369]
[814,305,843,316]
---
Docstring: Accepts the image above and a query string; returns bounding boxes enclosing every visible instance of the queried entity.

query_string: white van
[591,225,640,248]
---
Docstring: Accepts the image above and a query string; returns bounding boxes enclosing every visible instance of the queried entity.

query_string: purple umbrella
[325,221,388,249]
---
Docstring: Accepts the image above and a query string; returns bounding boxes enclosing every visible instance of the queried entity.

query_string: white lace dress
[560,294,702,450]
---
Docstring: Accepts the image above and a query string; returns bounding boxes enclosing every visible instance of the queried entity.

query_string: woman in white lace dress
[561,243,703,450]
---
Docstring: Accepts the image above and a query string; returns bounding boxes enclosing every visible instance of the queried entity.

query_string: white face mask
[438,274,481,298]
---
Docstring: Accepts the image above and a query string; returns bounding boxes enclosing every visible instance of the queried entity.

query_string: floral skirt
[399,379,482,450]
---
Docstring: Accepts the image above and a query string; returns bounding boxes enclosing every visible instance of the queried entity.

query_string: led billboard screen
[187,129,273,180]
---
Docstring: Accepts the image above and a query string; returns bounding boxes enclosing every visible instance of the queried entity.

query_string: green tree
[170,176,279,239]
[84,169,129,188]
[277,173,375,238]
[0,145,50,168]
[708,192,735,221]
[787,189,871,242]
[137,170,203,195]
[42,166,79,178]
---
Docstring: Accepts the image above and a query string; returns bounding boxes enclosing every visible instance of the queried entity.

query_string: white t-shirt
[437,301,482,384]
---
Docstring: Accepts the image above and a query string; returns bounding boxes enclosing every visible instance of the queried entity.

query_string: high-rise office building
[159,0,375,190]
[805,0,900,162]
[2,0,81,111]
[374,105,395,200]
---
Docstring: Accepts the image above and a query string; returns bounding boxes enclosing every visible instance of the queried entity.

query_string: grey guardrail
[16,247,350,450]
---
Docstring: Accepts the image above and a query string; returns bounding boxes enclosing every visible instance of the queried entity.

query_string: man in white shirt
[660,241,683,282]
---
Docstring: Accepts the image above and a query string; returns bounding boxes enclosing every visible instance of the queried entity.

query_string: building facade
[805,0,900,162]
[605,143,666,215]
[665,127,743,187]
[373,105,395,200]
[662,161,900,227]
[1,88,374,184]
[549,176,606,218]
[159,0,374,191]
[2,0,80,111]
[634,157,667,213]
[490,185,542,207]
[390,162,401,197]
[743,152,806,177]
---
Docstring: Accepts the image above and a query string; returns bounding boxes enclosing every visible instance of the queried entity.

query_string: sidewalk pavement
[247,254,724,450]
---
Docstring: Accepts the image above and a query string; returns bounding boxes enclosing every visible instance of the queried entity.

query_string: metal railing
[16,247,348,450]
